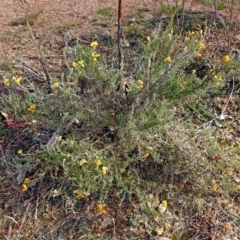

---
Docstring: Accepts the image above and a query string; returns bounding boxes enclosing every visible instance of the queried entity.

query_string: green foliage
[159,5,178,14]
[125,24,144,39]
[11,12,41,26]
[96,7,113,17]
[196,0,208,4]
[217,3,228,10]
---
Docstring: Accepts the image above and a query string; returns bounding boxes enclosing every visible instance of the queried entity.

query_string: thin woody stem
[118,0,123,72]
[117,0,127,97]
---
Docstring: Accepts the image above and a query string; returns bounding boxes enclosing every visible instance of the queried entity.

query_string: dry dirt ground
[1,0,239,66]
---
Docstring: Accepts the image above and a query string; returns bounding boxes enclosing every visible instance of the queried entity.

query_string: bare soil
[1,0,239,65]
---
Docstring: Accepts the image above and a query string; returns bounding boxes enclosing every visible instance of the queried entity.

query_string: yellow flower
[142,150,149,158]
[180,81,187,88]
[18,149,23,155]
[90,40,98,48]
[162,200,167,208]
[102,166,108,175]
[222,55,230,62]
[164,56,171,63]
[52,82,60,89]
[77,60,85,68]
[184,37,190,42]
[96,203,106,214]
[12,76,22,85]
[72,61,78,68]
[91,53,101,62]
[183,46,188,51]
[146,36,150,42]
[53,189,58,194]
[168,28,173,39]
[23,178,30,185]
[213,75,223,85]
[137,79,144,90]
[158,200,167,213]
[195,51,202,57]
[94,156,102,167]
[213,182,218,191]
[72,61,85,68]
[79,159,87,166]
[198,42,205,50]
[74,189,85,198]
[55,135,62,141]
[3,78,9,86]
[21,184,28,192]
[28,104,36,113]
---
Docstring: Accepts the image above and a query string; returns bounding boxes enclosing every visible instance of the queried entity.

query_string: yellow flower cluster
[184,29,205,57]
[137,80,144,90]
[213,75,223,85]
[22,178,30,192]
[3,76,22,86]
[96,203,106,214]
[162,200,168,208]
[90,40,98,48]
[28,104,36,113]
[12,76,22,85]
[102,166,108,175]
[142,150,149,158]
[91,53,101,62]
[188,31,196,36]
[195,51,202,58]
[74,189,85,198]
[52,82,60,89]
[55,135,62,141]
[198,42,205,50]
[164,56,171,63]
[3,78,9,86]
[94,156,102,166]
[18,149,23,155]
[79,158,87,166]
[146,36,151,43]
[185,29,203,41]
[72,60,85,68]
[180,81,187,88]
[222,55,230,62]
[158,200,168,213]
[213,182,218,191]
[94,156,108,175]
